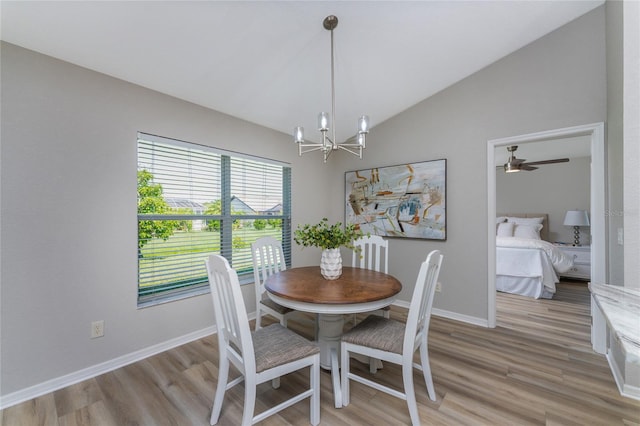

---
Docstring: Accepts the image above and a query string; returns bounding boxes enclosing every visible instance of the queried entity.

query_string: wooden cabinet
[556,245,591,280]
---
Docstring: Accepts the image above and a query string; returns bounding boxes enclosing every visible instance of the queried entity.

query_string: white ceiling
[1,1,603,144]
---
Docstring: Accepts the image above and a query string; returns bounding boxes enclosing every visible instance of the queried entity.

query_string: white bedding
[496,237,573,299]
[496,237,573,273]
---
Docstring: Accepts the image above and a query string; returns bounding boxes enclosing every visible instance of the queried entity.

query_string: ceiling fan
[502,145,569,173]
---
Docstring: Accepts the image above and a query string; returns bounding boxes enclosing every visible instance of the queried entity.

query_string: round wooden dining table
[264,266,402,408]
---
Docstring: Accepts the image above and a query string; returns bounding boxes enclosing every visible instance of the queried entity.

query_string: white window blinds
[137,133,291,305]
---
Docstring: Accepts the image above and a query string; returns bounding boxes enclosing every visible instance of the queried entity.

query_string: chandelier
[294,15,370,163]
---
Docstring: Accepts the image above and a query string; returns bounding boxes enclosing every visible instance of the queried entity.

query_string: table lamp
[564,210,590,246]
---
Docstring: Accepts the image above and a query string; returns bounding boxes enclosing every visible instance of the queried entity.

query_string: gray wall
[0,41,325,396]
[496,157,591,244]
[330,7,606,318]
[0,4,613,400]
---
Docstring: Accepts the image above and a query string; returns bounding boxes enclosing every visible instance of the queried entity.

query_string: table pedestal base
[317,313,383,408]
[317,314,343,369]
[317,314,343,408]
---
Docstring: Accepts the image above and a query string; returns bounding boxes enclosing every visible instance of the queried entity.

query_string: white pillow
[496,222,515,237]
[496,216,507,224]
[507,216,544,225]
[513,223,543,240]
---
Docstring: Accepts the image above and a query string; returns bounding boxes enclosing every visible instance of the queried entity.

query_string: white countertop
[589,282,640,364]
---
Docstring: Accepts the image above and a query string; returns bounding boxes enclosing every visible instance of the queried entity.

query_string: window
[137,133,291,306]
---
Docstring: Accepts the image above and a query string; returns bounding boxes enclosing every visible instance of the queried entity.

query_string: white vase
[320,248,342,280]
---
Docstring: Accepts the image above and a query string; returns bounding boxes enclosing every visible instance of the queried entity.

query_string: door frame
[486,122,606,328]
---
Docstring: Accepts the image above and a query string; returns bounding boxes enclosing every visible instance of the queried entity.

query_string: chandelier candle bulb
[358,115,370,134]
[294,126,304,144]
[318,112,330,131]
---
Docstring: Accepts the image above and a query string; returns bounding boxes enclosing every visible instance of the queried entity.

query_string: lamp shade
[564,210,590,227]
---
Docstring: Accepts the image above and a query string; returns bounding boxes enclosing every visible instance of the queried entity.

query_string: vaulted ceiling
[1,1,603,145]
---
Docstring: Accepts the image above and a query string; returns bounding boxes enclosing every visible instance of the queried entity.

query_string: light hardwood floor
[2,281,639,425]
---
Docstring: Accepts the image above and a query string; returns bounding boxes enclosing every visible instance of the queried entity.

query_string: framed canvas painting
[345,159,446,240]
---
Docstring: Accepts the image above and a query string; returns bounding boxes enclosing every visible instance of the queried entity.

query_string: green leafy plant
[294,218,364,250]
[137,170,179,256]
[253,218,267,230]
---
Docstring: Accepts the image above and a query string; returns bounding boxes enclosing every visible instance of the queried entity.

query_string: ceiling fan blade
[523,158,570,166]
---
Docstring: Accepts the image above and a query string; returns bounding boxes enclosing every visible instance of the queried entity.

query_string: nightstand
[555,245,591,280]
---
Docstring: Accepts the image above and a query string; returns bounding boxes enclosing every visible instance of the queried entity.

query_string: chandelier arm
[336,145,364,159]
[321,130,333,150]
[298,144,328,155]
[323,146,334,163]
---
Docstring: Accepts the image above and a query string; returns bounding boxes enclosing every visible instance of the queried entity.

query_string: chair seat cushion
[252,324,319,372]
[260,297,294,315]
[341,315,404,354]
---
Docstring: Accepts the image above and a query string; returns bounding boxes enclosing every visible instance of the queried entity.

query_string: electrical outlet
[91,320,104,339]
[435,282,442,293]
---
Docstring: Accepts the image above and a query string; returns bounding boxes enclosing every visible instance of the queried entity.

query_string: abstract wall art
[345,159,446,240]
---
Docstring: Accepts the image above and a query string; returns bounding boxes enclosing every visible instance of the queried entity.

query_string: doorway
[486,123,605,328]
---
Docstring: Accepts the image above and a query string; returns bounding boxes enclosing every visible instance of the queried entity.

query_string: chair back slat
[252,236,287,299]
[206,254,256,372]
[352,235,388,273]
[403,250,443,355]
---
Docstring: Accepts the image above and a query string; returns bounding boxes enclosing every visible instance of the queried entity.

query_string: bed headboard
[497,213,549,242]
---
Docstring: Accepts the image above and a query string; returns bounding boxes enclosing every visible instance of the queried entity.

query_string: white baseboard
[431,307,489,327]
[392,301,489,328]
[606,350,640,401]
[0,325,217,410]
[0,307,489,410]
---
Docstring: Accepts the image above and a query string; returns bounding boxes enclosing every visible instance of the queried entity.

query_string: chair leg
[255,311,262,331]
[210,353,229,425]
[420,341,436,401]
[403,362,420,426]
[271,377,280,389]
[310,356,320,425]
[369,357,381,374]
[340,345,351,407]
[241,382,257,426]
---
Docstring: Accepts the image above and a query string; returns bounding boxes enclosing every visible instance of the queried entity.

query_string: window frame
[137,132,291,307]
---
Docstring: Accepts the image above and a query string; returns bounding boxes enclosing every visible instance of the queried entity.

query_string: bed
[495,213,573,299]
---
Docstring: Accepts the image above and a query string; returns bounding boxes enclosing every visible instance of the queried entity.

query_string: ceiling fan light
[504,163,520,173]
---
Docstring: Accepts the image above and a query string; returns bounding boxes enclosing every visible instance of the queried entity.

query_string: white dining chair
[205,254,320,426]
[351,235,391,373]
[351,235,391,321]
[341,250,443,425]
[251,236,294,331]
